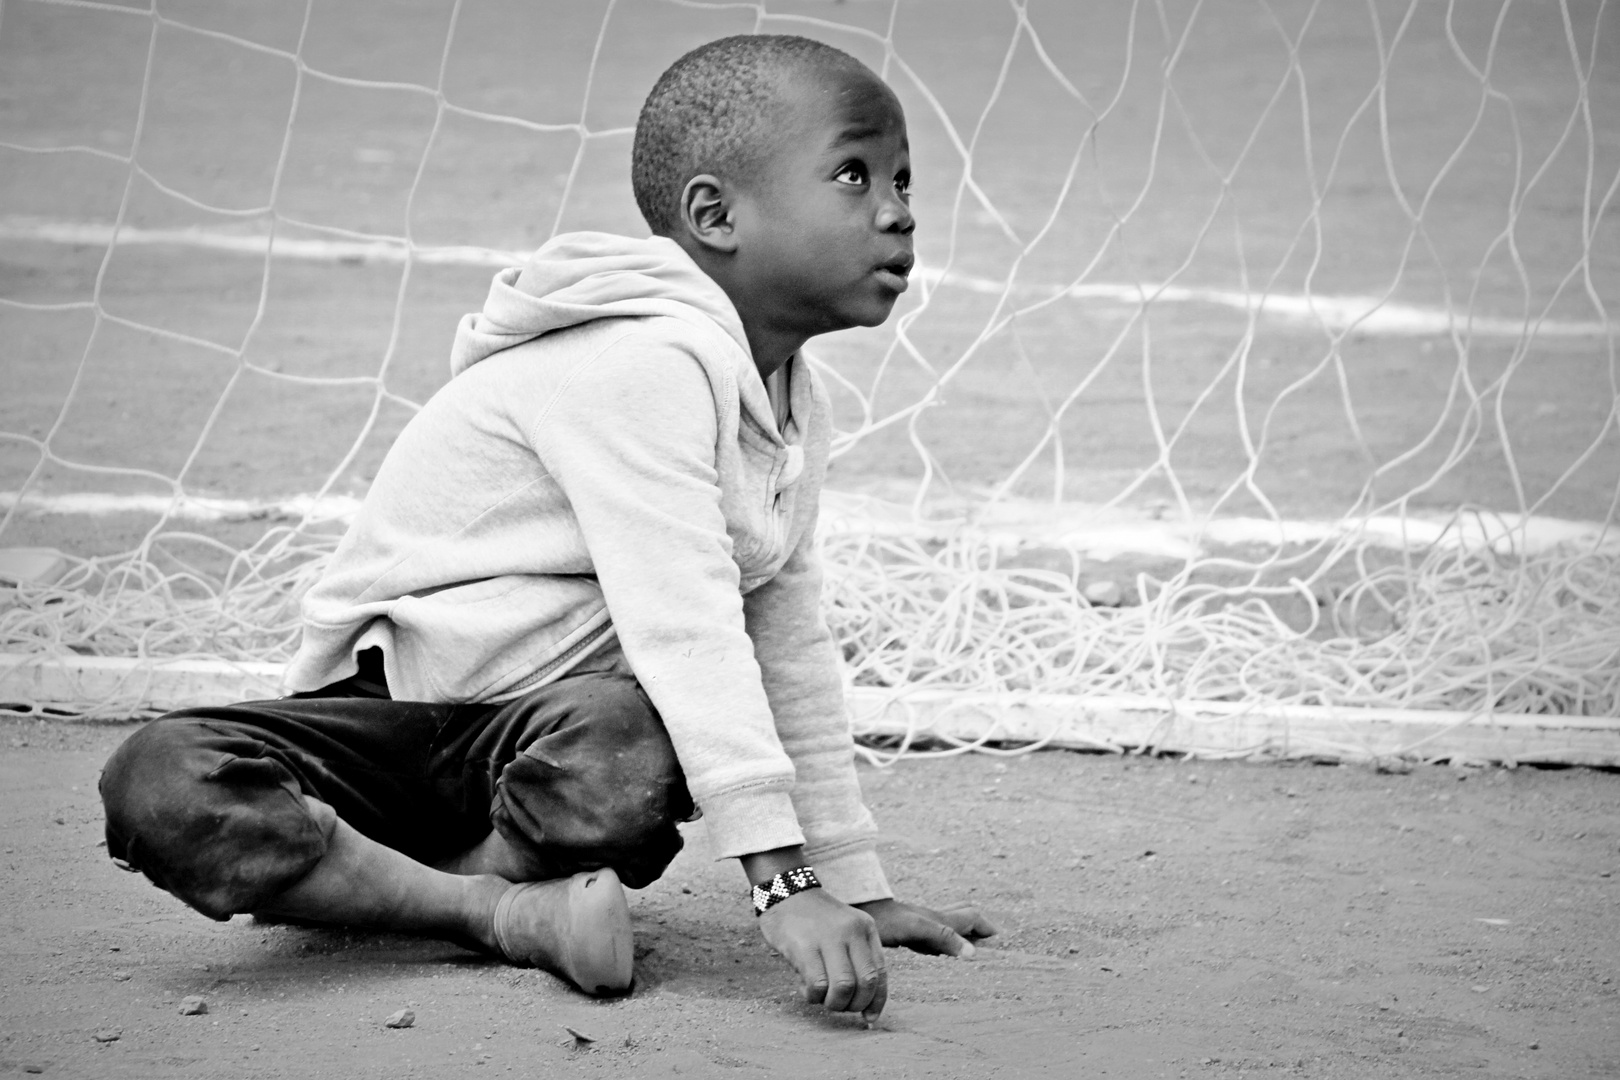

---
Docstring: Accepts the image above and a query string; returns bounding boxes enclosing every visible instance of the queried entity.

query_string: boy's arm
[740,518,886,900]
[743,495,997,957]
[531,334,989,1017]
[527,334,806,861]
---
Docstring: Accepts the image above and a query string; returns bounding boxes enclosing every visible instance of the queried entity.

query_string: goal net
[2,0,1617,740]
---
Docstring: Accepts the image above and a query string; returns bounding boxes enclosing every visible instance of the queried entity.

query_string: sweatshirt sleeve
[743,513,893,904]
[526,332,805,861]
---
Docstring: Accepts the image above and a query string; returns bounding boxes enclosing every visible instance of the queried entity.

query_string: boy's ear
[678,174,739,254]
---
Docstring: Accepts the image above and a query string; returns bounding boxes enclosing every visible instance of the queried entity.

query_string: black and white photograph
[1,1,1616,1076]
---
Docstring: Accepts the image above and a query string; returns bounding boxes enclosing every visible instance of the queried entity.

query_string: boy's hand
[756,888,888,1024]
[854,897,999,957]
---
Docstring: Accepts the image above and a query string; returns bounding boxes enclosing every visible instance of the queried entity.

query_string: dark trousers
[99,660,694,921]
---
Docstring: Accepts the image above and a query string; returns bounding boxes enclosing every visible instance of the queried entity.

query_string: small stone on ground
[178,995,207,1015]
[384,1008,415,1029]
[1084,580,1123,607]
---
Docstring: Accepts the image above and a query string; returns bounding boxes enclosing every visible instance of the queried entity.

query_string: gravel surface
[1,715,1616,1078]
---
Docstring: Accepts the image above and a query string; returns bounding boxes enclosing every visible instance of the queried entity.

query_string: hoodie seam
[524,327,653,446]
[493,609,615,699]
[695,773,796,804]
[803,836,874,862]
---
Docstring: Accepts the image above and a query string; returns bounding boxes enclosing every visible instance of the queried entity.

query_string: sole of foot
[493,868,634,996]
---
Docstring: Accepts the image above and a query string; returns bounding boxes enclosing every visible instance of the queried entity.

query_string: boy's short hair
[632,34,865,236]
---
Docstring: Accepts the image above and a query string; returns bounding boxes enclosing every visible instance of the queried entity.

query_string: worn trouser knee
[487,673,694,889]
[100,715,328,921]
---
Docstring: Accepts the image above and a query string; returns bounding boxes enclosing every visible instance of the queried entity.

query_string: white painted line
[820,491,1617,558]
[0,218,524,268]
[913,269,1615,338]
[1200,512,1615,556]
[4,488,1611,558]
[5,217,1610,338]
[0,490,363,522]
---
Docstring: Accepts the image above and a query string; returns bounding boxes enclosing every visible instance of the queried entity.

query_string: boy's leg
[96,693,639,992]
[98,668,686,991]
[250,793,506,951]
[98,671,690,908]
[430,670,694,888]
[252,796,634,995]
[98,692,489,919]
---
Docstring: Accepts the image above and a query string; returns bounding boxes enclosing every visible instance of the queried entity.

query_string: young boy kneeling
[99,34,993,1023]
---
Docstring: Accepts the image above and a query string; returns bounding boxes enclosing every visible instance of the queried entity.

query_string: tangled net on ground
[4,512,1615,725]
[821,529,1619,719]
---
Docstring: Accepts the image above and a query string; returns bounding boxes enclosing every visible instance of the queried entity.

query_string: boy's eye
[834,163,868,186]
[895,172,911,198]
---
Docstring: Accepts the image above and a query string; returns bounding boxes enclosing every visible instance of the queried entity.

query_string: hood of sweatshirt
[450,232,751,373]
[448,231,787,442]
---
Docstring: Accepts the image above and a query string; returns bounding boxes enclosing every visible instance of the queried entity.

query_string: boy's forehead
[776,62,906,143]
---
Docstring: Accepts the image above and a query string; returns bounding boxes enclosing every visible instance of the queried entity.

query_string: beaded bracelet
[750,866,821,916]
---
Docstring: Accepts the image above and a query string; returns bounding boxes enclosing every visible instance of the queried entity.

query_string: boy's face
[729,64,914,339]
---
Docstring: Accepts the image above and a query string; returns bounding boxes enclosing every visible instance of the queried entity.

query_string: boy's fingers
[820,945,861,1012]
[846,924,886,1018]
[933,924,976,959]
[861,922,889,1026]
[798,948,831,1006]
[866,917,887,967]
[940,905,999,940]
[862,964,890,1026]
[896,912,975,958]
[959,915,999,941]
[844,949,878,1017]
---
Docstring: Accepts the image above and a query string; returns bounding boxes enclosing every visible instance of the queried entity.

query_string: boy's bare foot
[492,868,634,996]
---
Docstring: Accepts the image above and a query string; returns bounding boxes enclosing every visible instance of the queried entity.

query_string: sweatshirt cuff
[699,784,804,861]
[807,845,892,905]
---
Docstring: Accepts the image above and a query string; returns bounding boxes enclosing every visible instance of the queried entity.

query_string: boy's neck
[669,232,803,383]
[740,322,802,383]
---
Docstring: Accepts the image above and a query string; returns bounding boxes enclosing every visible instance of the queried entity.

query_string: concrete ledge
[3,653,1617,765]
[1,654,284,715]
[847,688,1620,765]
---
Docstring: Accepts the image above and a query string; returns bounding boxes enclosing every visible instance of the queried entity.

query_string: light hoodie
[284,232,890,902]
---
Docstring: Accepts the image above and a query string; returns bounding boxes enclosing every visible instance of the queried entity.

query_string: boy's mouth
[874,254,913,293]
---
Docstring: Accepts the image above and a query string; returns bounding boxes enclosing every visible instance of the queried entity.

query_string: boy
[99,34,992,1023]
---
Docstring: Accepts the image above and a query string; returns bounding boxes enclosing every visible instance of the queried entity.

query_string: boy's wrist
[739,844,810,888]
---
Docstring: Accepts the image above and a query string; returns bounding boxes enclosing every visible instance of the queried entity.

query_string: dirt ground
[2,715,1616,1080]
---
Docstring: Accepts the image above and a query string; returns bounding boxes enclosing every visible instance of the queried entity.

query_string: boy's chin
[805,294,901,337]
[843,297,902,329]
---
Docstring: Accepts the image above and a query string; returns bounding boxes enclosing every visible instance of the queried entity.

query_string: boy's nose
[877,193,914,235]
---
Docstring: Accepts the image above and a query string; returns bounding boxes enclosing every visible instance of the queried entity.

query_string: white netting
[2,0,1617,730]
